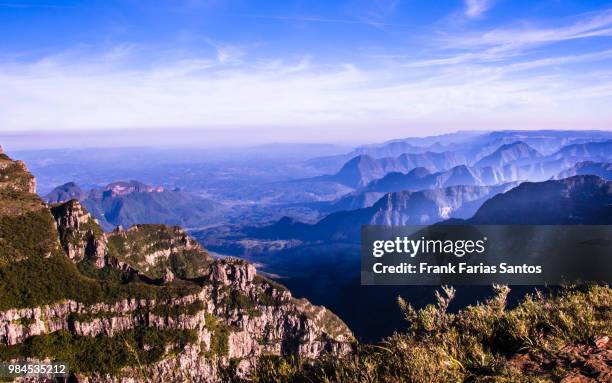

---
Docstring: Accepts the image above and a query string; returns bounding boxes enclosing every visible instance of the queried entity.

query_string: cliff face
[0,152,36,195]
[0,153,353,382]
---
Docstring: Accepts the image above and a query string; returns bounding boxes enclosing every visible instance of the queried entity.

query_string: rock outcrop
[0,152,353,382]
[0,152,36,194]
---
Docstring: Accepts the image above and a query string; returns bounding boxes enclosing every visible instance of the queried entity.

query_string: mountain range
[296,175,609,239]
[553,140,612,160]
[46,180,222,231]
[345,140,611,193]
[364,164,509,192]
[321,151,467,188]
[246,183,519,243]
[307,130,612,173]
[34,133,612,218]
[474,141,541,167]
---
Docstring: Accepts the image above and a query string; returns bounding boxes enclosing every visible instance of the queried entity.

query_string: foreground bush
[247,284,611,382]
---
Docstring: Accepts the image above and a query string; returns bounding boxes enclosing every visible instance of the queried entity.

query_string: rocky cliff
[0,153,353,382]
[0,152,36,195]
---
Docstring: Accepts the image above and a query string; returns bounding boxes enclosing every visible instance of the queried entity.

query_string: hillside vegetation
[249,284,611,383]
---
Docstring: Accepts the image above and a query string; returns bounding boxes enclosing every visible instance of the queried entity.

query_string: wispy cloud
[235,0,401,29]
[449,8,612,48]
[204,38,245,64]
[464,0,493,19]
[1,42,611,138]
[414,8,612,71]
[504,49,612,72]
[405,45,524,67]
[232,13,412,28]
[348,0,400,27]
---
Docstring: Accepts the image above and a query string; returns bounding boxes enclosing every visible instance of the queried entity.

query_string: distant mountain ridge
[475,141,541,167]
[46,181,85,203]
[365,167,431,192]
[46,181,222,231]
[248,183,518,242]
[330,139,612,193]
[365,163,544,193]
[306,130,612,173]
[552,140,612,160]
[240,174,612,244]
[465,175,612,224]
[242,137,612,244]
[555,161,612,180]
[322,151,466,188]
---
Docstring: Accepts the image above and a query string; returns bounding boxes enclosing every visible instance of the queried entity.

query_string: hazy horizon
[3,126,611,151]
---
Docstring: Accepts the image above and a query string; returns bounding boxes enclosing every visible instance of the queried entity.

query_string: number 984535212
[0,361,69,377]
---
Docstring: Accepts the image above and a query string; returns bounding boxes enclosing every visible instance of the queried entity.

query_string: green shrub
[0,254,201,311]
[0,328,197,374]
[0,159,35,194]
[204,314,232,357]
[256,290,278,307]
[221,290,255,311]
[0,208,61,265]
[150,300,205,317]
[106,229,210,279]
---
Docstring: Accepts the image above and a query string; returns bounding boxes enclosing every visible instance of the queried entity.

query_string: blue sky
[1,0,612,146]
